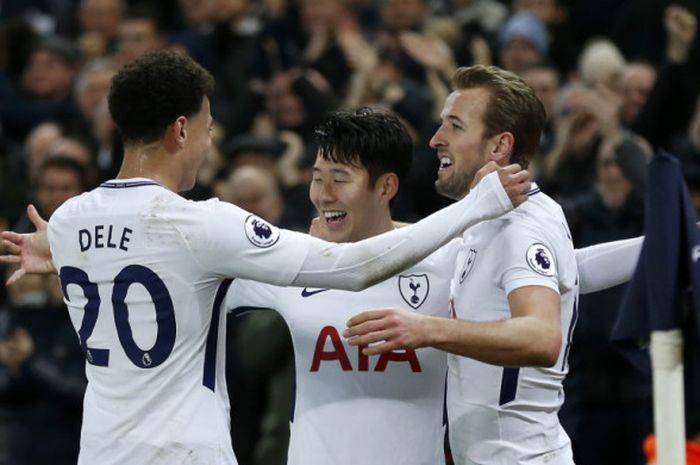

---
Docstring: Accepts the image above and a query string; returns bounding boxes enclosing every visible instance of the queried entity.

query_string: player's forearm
[427,315,561,367]
[291,172,512,290]
[576,236,643,294]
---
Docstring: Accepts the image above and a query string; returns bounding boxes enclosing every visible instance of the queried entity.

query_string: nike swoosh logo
[301,288,330,297]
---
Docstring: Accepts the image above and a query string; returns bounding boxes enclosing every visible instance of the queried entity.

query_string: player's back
[48,179,237,465]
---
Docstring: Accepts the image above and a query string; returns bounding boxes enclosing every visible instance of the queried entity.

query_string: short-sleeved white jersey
[225,240,460,465]
[447,185,578,465]
[47,179,313,465]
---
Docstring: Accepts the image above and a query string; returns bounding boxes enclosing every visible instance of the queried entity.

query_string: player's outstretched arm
[0,205,56,284]
[576,236,643,294]
[345,285,562,367]
[290,165,530,291]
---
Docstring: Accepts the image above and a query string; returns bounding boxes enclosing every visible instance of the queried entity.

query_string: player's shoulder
[49,189,97,227]
[504,187,565,227]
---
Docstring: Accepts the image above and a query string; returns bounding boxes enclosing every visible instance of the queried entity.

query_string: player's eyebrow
[312,166,352,176]
[329,168,351,176]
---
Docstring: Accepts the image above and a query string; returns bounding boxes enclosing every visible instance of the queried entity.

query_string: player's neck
[356,214,395,240]
[117,144,181,192]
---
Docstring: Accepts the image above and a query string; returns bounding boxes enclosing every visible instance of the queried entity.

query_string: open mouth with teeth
[439,157,453,171]
[323,210,347,224]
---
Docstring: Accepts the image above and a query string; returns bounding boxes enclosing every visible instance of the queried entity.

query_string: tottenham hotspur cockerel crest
[398,274,430,309]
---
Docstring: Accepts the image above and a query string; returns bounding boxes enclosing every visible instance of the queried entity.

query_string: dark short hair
[123,3,163,34]
[314,108,412,187]
[34,35,81,66]
[37,156,89,192]
[108,49,214,144]
[452,65,546,168]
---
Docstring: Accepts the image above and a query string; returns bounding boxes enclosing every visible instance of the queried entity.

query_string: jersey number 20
[59,265,176,369]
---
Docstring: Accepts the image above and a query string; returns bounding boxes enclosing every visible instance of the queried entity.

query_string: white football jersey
[225,240,460,465]
[447,185,578,465]
[47,179,313,465]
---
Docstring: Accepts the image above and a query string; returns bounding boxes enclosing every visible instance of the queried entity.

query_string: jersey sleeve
[179,170,513,290]
[176,199,312,286]
[498,222,561,296]
[576,236,642,294]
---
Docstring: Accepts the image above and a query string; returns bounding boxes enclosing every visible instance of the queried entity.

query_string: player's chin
[323,222,352,243]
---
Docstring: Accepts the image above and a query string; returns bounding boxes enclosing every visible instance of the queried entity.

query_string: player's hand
[473,162,531,208]
[344,308,431,355]
[0,205,57,285]
[308,217,332,240]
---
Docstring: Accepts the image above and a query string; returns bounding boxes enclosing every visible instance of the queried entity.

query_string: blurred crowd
[1,0,700,464]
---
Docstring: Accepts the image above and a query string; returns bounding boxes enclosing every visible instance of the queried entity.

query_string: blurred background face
[178,0,216,26]
[596,140,632,209]
[36,166,84,218]
[521,67,559,119]
[21,50,75,100]
[26,123,63,181]
[381,0,427,32]
[620,63,657,125]
[117,18,162,64]
[309,155,386,243]
[499,39,543,74]
[77,66,115,121]
[300,0,342,31]
[80,0,124,39]
[266,74,305,129]
[221,165,283,224]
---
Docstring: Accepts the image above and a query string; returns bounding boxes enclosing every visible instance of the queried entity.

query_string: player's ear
[489,132,514,164]
[168,116,188,149]
[377,172,399,204]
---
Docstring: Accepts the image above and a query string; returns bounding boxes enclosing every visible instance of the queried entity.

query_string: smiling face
[430,88,495,200]
[310,154,393,243]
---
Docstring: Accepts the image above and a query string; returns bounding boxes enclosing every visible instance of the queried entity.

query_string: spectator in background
[541,39,629,201]
[21,122,64,184]
[559,133,652,465]
[219,134,313,231]
[74,58,116,125]
[76,0,124,60]
[206,0,262,137]
[497,12,548,75]
[14,157,90,235]
[114,4,166,66]
[73,58,119,180]
[619,62,657,128]
[256,69,337,147]
[0,36,82,143]
[0,157,91,465]
[219,164,295,465]
[520,61,561,169]
[633,4,700,151]
[577,38,626,90]
[0,263,86,465]
[512,0,578,78]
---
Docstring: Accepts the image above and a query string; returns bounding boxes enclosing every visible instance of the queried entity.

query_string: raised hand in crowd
[665,4,698,64]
